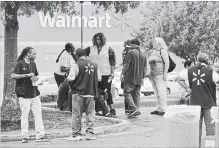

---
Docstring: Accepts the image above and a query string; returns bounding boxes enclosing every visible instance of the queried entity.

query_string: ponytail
[56,49,66,63]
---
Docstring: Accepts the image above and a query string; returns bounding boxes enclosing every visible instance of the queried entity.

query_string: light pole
[80,2,83,49]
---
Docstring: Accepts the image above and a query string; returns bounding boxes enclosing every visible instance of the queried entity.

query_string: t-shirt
[13,59,40,98]
[55,50,75,76]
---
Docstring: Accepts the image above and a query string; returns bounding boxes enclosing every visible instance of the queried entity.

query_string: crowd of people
[11,32,219,145]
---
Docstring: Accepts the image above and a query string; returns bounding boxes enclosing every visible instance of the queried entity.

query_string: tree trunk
[1,3,20,124]
[3,3,18,100]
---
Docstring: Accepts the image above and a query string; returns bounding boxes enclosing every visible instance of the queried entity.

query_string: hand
[25,73,35,78]
[186,88,191,93]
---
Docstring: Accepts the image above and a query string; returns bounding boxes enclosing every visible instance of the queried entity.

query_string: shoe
[129,110,141,119]
[22,138,28,143]
[68,136,83,141]
[151,110,159,115]
[110,109,116,116]
[95,112,103,116]
[128,110,140,118]
[36,135,49,142]
[158,111,165,116]
[105,113,116,118]
[86,134,96,140]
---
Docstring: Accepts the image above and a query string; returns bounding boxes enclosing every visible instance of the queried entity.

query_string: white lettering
[72,16,81,27]
[88,16,97,28]
[105,13,112,28]
[38,12,56,28]
[56,15,65,28]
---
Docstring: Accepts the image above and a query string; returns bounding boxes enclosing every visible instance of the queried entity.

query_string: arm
[60,66,70,72]
[212,70,219,83]
[97,68,102,81]
[109,47,116,76]
[161,50,169,79]
[67,64,79,82]
[11,62,34,79]
[121,51,132,76]
[176,69,190,91]
[176,75,190,91]
[143,55,148,78]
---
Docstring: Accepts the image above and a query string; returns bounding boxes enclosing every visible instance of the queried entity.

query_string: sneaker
[22,138,28,143]
[95,112,103,116]
[105,113,116,118]
[128,110,139,118]
[158,111,165,116]
[151,110,159,115]
[129,110,141,119]
[36,135,49,142]
[68,136,83,141]
[110,109,116,116]
[86,134,96,140]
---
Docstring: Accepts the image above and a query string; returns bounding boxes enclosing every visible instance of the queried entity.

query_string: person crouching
[67,48,101,141]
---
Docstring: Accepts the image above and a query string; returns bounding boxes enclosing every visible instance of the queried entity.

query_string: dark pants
[199,108,215,147]
[123,83,141,112]
[95,95,109,115]
[98,75,113,106]
[54,73,65,87]
[72,94,95,136]
[57,80,69,111]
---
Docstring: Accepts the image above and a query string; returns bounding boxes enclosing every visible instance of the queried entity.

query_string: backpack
[160,51,176,73]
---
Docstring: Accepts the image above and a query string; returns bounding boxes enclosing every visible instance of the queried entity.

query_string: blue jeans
[123,83,141,112]
[72,94,95,137]
[150,75,167,112]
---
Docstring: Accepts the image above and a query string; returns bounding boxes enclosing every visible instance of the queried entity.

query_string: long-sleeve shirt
[122,48,147,85]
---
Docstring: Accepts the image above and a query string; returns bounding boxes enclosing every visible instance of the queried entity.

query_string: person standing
[176,52,218,147]
[67,48,101,141]
[148,37,169,116]
[54,43,76,87]
[85,32,116,117]
[176,60,193,104]
[121,38,147,118]
[11,47,48,143]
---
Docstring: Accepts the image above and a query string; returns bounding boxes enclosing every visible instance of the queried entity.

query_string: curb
[1,107,130,143]
[42,97,181,109]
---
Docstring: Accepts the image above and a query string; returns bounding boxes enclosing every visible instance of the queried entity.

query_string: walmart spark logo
[85,63,94,74]
[114,14,132,32]
[192,70,206,85]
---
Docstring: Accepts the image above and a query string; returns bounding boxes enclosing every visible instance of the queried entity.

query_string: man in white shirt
[54,43,76,86]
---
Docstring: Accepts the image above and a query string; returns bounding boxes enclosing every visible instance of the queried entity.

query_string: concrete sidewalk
[1,107,169,147]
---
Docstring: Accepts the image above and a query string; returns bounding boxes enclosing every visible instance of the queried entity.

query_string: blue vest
[188,65,216,108]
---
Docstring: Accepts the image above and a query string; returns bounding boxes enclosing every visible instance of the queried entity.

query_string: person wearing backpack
[85,33,116,117]
[148,37,173,116]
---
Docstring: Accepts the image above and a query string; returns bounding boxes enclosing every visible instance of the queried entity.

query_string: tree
[0,1,140,128]
[133,1,219,63]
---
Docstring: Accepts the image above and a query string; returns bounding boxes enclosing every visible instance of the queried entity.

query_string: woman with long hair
[148,37,169,115]
[54,43,76,87]
[85,32,116,117]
